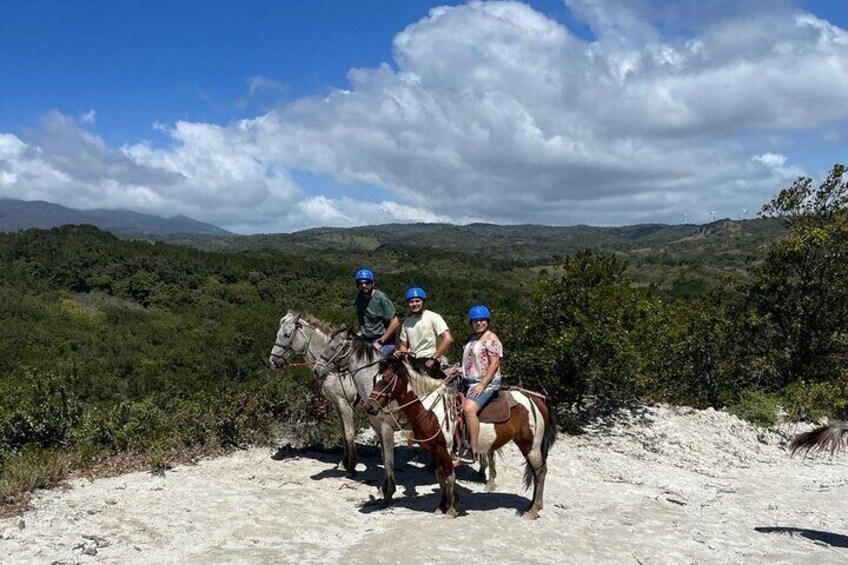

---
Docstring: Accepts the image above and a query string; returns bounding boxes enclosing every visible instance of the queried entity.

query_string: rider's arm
[477,354,500,388]
[378,316,399,344]
[433,329,454,360]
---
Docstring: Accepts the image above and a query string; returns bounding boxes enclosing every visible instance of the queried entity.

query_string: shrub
[727,390,781,427]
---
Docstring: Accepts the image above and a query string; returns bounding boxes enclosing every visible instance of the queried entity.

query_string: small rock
[104,498,117,505]
[82,546,97,556]
[15,518,26,530]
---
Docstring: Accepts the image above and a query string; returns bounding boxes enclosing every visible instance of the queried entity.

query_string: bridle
[269,315,310,365]
[313,333,354,375]
[366,362,456,444]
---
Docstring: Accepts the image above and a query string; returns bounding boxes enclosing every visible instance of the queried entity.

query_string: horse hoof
[484,483,497,492]
[523,511,539,521]
[445,509,458,519]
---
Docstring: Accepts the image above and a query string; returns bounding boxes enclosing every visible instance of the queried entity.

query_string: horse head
[363,358,409,416]
[312,324,355,379]
[268,311,306,369]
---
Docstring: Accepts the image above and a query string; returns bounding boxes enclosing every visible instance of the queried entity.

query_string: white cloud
[1,1,845,231]
[753,153,788,167]
[79,110,97,124]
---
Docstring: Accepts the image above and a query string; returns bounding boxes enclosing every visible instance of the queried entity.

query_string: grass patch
[0,448,69,507]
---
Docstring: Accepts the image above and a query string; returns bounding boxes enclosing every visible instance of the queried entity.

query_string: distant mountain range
[0,199,231,235]
[156,216,783,265]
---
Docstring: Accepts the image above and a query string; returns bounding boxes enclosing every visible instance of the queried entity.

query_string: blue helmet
[405,287,427,301]
[468,304,491,321]
[354,268,374,282]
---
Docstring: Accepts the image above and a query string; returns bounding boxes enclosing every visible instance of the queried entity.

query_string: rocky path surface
[2,406,847,564]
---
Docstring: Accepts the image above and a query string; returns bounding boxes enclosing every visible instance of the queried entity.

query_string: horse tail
[522,395,558,491]
[790,421,848,457]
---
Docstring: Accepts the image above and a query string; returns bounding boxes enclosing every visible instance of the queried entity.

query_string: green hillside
[153,218,784,299]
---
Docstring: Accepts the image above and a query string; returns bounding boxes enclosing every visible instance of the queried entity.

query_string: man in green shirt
[354,268,399,356]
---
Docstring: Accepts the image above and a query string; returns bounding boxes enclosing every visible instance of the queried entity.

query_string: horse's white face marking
[269,312,308,368]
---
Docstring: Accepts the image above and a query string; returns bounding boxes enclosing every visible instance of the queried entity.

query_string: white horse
[268,312,401,499]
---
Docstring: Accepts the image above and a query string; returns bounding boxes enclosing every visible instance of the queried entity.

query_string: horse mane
[380,357,444,397]
[290,311,335,335]
[347,331,380,364]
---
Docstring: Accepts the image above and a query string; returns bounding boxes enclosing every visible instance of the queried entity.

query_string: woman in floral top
[461,304,502,457]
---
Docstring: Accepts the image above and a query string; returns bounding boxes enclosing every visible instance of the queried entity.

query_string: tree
[501,251,663,412]
[745,164,848,390]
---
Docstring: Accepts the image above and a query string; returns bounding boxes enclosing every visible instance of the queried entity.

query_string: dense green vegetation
[1,165,844,507]
[156,217,783,300]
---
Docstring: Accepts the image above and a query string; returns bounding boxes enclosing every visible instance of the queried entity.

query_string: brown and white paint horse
[364,357,557,520]
[790,421,848,457]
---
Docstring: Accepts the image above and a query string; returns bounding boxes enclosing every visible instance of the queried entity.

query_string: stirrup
[455,446,475,465]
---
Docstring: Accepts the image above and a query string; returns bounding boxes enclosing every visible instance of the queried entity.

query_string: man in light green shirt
[395,286,453,371]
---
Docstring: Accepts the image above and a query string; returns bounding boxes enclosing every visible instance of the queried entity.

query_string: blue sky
[1,1,594,143]
[0,1,845,232]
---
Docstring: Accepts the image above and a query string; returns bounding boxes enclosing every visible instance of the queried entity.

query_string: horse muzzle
[314,365,328,379]
[363,399,380,416]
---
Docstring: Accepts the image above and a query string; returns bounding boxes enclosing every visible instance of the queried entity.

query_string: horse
[363,357,558,520]
[268,312,397,490]
[790,421,848,457]
[311,327,409,502]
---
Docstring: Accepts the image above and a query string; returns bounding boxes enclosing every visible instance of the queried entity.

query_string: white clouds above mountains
[0,1,845,232]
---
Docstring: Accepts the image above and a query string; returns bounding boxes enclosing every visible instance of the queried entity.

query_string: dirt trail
[2,405,847,564]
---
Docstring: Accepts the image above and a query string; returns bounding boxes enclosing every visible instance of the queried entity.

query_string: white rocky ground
[1,405,847,564]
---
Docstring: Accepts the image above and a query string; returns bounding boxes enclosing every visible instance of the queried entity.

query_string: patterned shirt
[462,336,503,389]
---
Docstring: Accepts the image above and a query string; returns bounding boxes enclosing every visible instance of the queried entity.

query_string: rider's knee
[462,401,478,417]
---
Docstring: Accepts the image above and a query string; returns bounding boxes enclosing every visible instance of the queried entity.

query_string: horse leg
[434,467,447,514]
[433,450,458,518]
[323,379,358,476]
[512,408,544,520]
[444,466,459,518]
[484,452,497,492]
[524,451,546,520]
[477,453,487,482]
[337,399,358,476]
[370,416,396,503]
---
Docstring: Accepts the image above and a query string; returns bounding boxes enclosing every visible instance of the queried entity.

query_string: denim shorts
[466,386,497,409]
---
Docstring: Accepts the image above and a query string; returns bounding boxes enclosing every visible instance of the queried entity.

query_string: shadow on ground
[270,443,520,515]
[356,484,529,516]
[755,526,848,548]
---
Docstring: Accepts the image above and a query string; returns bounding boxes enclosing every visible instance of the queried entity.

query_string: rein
[374,367,458,444]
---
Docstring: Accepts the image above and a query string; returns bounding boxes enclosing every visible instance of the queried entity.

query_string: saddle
[477,390,516,424]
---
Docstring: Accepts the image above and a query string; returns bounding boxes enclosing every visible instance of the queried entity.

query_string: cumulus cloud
[1,1,845,231]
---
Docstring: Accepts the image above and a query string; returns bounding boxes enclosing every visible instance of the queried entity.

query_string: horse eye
[284,332,291,337]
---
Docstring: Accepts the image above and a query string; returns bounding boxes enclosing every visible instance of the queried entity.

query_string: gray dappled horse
[268,312,401,498]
